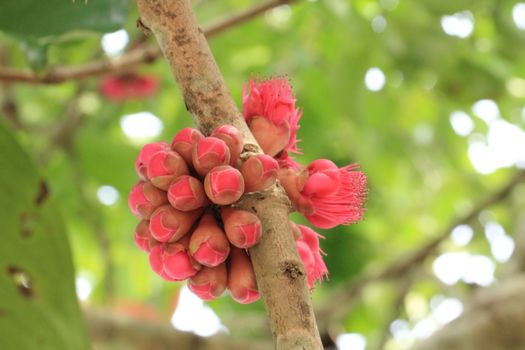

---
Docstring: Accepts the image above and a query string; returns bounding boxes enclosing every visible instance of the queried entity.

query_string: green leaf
[0,121,91,350]
[0,0,129,42]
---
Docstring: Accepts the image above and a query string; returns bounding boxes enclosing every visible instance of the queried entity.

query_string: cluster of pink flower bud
[128,77,367,302]
[129,125,275,304]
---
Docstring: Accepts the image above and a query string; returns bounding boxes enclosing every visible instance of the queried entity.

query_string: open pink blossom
[242,78,302,157]
[280,159,367,229]
[294,224,328,288]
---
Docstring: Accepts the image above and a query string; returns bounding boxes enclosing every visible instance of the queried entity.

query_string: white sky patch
[412,318,438,340]
[441,11,474,38]
[336,333,367,350]
[433,252,495,286]
[451,224,474,246]
[472,99,500,123]
[97,185,119,206]
[101,29,129,56]
[430,297,463,325]
[513,3,525,30]
[485,221,515,263]
[365,67,386,91]
[467,118,525,174]
[75,276,93,302]
[372,15,387,33]
[171,285,226,337]
[487,120,525,167]
[468,139,496,174]
[120,112,163,140]
[450,111,474,137]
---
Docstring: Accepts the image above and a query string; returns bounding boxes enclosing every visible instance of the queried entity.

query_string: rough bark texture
[86,308,271,350]
[413,275,525,350]
[136,1,323,349]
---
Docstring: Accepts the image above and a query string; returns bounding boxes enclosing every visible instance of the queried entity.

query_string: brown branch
[86,307,271,350]
[136,1,322,349]
[412,274,525,350]
[0,0,297,85]
[205,0,297,37]
[316,168,525,334]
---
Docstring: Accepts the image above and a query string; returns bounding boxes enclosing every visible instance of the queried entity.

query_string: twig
[316,168,525,333]
[86,307,271,350]
[373,276,413,350]
[0,47,22,129]
[0,0,298,85]
[136,0,322,349]
[205,0,297,37]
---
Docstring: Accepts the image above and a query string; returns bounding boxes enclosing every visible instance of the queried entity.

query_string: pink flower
[294,224,328,288]
[275,150,301,170]
[280,159,367,229]
[242,78,302,157]
[100,73,158,101]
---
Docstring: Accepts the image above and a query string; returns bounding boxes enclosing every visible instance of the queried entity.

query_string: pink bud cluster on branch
[128,77,367,302]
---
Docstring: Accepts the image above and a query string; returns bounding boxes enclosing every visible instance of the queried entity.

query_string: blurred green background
[1,0,525,349]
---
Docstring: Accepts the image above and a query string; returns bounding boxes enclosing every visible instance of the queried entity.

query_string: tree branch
[0,0,297,85]
[85,307,271,350]
[136,1,322,349]
[316,168,525,333]
[412,274,525,350]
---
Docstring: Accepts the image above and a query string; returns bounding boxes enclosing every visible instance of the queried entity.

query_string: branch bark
[412,275,525,350]
[316,168,525,334]
[136,1,322,349]
[86,307,271,350]
[0,0,296,85]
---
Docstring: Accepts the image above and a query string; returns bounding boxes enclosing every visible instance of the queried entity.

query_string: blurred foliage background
[1,0,525,349]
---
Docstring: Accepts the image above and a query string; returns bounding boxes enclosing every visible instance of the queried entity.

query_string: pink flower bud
[149,238,201,281]
[211,125,244,166]
[189,213,230,267]
[295,224,328,288]
[278,168,308,206]
[188,264,227,301]
[149,205,202,243]
[171,128,204,165]
[204,165,244,205]
[228,247,259,304]
[128,181,168,219]
[240,154,279,193]
[288,220,302,241]
[248,116,290,157]
[192,137,231,176]
[167,175,209,211]
[275,150,302,170]
[134,220,158,253]
[221,208,262,249]
[135,142,169,180]
[147,150,189,190]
